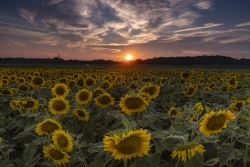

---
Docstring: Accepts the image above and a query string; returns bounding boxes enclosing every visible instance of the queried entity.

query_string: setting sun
[125,54,133,61]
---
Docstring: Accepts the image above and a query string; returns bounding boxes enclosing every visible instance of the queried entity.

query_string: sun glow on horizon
[125,54,133,61]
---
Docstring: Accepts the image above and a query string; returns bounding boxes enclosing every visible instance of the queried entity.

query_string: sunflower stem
[0,148,7,160]
[123,159,127,167]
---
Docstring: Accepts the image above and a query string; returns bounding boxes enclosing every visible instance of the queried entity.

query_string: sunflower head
[101,80,112,90]
[140,84,160,99]
[19,99,39,111]
[103,129,151,160]
[95,93,114,108]
[0,88,14,96]
[119,94,148,114]
[49,97,70,115]
[199,110,235,136]
[230,100,246,112]
[52,130,73,152]
[51,83,69,98]
[43,144,70,165]
[75,89,92,105]
[36,119,63,135]
[93,87,105,99]
[183,85,197,97]
[73,108,90,121]
[195,102,204,115]
[18,84,29,92]
[171,141,205,162]
[84,77,96,88]
[31,76,45,87]
[168,107,181,118]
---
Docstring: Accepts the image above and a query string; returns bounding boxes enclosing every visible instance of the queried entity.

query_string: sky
[0,0,250,61]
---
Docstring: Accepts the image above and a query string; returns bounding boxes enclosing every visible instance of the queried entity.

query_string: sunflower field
[1,68,250,167]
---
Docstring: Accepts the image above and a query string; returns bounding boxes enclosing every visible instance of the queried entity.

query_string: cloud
[194,1,213,10]
[235,22,250,27]
[174,23,223,33]
[60,33,83,42]
[218,36,250,44]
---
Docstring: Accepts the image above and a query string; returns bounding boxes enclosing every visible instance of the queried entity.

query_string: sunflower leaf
[184,153,204,167]
[0,160,15,167]
[238,138,250,146]
[217,143,238,166]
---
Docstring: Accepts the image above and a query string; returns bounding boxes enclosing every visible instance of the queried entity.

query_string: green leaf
[87,142,104,153]
[23,143,37,159]
[88,155,104,167]
[238,138,250,146]
[0,160,15,167]
[134,153,161,167]
[204,158,219,166]
[184,153,204,167]
[122,116,130,127]
[217,143,237,166]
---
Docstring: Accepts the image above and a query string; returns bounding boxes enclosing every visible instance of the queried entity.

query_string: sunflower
[10,100,20,110]
[36,119,63,135]
[52,130,73,152]
[92,87,105,99]
[1,79,9,86]
[180,71,192,81]
[140,92,152,103]
[31,76,45,87]
[75,89,92,105]
[230,100,246,112]
[103,129,151,160]
[95,93,114,108]
[119,94,148,114]
[19,98,39,111]
[171,141,205,162]
[84,77,96,88]
[101,80,112,90]
[199,110,235,136]
[0,88,14,96]
[227,76,237,88]
[140,84,160,99]
[183,85,197,97]
[49,97,70,115]
[76,78,84,87]
[73,108,90,121]
[51,83,69,98]
[168,107,180,119]
[18,84,29,92]
[195,102,204,115]
[17,77,26,84]
[43,144,70,165]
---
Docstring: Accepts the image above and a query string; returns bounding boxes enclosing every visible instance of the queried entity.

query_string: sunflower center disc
[99,96,111,105]
[101,82,109,89]
[171,109,177,115]
[187,87,195,95]
[77,79,84,86]
[144,87,156,96]
[235,102,242,111]
[56,86,65,95]
[33,78,43,85]
[22,100,34,108]
[2,90,11,95]
[206,115,227,130]
[86,79,94,86]
[49,149,64,160]
[77,110,85,117]
[229,78,235,85]
[182,73,190,78]
[57,135,69,147]
[125,98,142,109]
[79,92,89,101]
[115,136,141,154]
[53,101,66,111]
[41,122,59,133]
[19,85,28,91]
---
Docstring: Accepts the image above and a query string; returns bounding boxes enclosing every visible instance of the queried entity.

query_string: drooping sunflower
[230,100,246,112]
[119,94,148,114]
[95,93,114,108]
[51,83,69,98]
[75,89,92,105]
[73,108,90,121]
[92,87,105,99]
[199,110,235,136]
[0,88,14,96]
[84,77,96,88]
[140,84,160,99]
[43,144,70,165]
[183,85,197,97]
[52,130,73,152]
[31,76,45,87]
[103,129,151,160]
[171,141,205,162]
[36,119,63,135]
[49,97,70,115]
